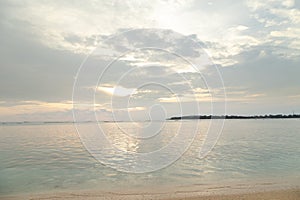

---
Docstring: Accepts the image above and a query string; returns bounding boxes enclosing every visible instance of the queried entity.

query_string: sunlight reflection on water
[0,120,300,195]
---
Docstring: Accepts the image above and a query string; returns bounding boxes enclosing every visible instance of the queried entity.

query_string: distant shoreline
[1,114,300,125]
[168,114,300,120]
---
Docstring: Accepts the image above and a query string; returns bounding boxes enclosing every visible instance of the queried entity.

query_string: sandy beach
[174,189,300,200]
[2,188,300,200]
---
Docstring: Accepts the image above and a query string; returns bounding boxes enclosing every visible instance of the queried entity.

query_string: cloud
[246,0,300,59]
[2,0,299,64]
[0,0,300,121]
[0,100,72,121]
[97,86,137,97]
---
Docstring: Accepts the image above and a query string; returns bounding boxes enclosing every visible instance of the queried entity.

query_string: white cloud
[246,0,300,59]
[2,0,264,66]
[97,85,137,97]
[205,26,262,66]
[118,107,146,111]
[1,0,300,121]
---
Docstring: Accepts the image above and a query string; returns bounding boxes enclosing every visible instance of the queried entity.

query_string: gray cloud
[0,0,299,121]
[0,15,83,102]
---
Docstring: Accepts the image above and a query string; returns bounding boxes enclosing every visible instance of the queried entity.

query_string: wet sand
[2,188,300,200]
[171,189,300,200]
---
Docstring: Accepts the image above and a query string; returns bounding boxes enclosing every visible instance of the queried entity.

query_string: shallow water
[0,120,300,196]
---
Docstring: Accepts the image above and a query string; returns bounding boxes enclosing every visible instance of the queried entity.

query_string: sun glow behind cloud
[97,86,137,97]
[1,0,300,121]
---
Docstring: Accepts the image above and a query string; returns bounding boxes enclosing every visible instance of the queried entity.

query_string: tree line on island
[168,114,300,120]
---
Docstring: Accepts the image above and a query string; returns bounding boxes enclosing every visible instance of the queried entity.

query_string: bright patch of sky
[0,0,299,121]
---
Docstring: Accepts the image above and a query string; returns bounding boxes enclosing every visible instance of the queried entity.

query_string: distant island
[168,114,300,120]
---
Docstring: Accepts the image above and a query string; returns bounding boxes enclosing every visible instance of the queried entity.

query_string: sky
[0,0,300,122]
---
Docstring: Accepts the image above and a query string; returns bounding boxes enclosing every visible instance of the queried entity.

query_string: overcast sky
[0,0,299,122]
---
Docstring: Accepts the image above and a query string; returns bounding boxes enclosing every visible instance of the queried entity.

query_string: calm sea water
[0,120,300,196]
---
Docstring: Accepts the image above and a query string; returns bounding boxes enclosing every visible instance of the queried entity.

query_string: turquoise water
[0,120,300,196]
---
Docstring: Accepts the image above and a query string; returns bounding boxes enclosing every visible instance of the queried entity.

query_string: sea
[0,119,300,196]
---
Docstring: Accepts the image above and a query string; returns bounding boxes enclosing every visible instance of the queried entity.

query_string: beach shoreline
[2,189,299,200]
[2,186,299,200]
[170,189,300,200]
